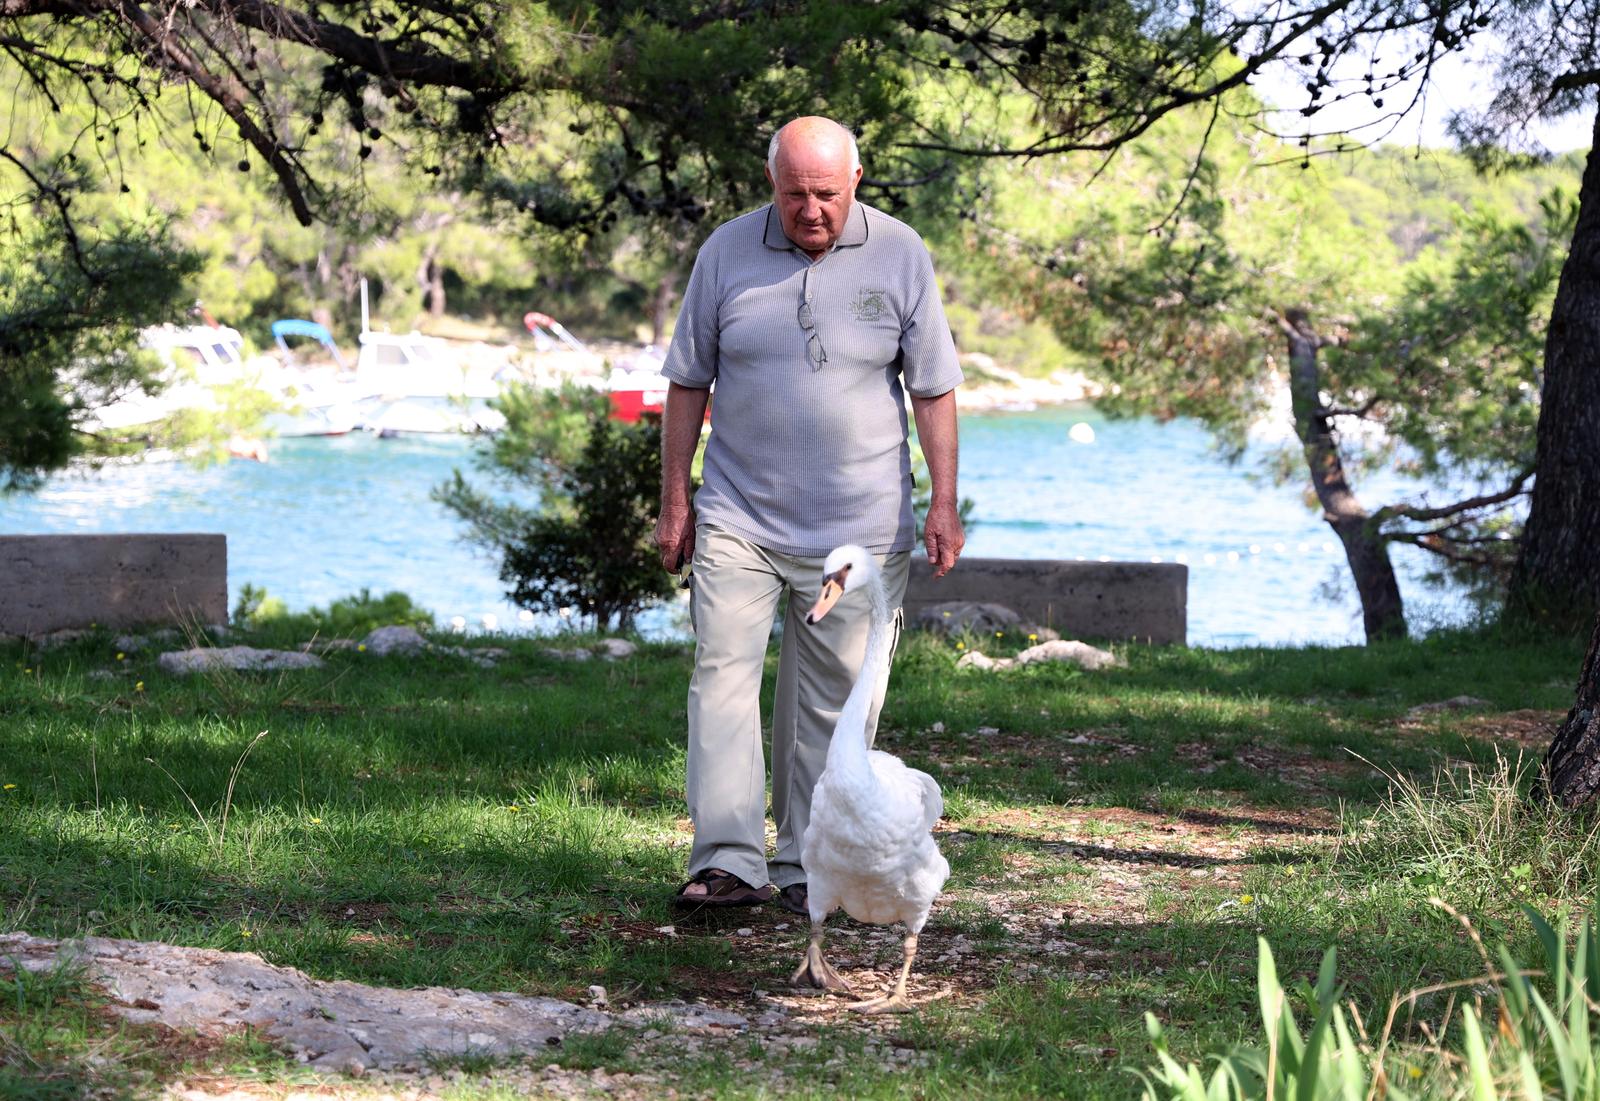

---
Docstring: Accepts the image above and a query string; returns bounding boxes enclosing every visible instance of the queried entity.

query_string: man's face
[766,134,862,258]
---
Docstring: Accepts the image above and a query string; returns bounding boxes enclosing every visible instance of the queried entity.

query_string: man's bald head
[765,116,863,260]
[767,117,860,176]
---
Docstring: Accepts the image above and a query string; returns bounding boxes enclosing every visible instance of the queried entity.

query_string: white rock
[956,651,1013,671]
[157,647,326,675]
[587,985,609,1006]
[976,726,1000,736]
[542,648,592,662]
[931,721,946,734]
[1014,639,1124,671]
[1407,695,1493,717]
[595,638,637,659]
[0,932,608,1070]
[361,626,432,656]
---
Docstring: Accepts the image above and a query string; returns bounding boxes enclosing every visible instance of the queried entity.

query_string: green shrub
[437,382,675,633]
[231,585,433,637]
[499,411,673,632]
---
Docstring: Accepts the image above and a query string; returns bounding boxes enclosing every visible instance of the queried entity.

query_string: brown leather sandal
[673,868,774,909]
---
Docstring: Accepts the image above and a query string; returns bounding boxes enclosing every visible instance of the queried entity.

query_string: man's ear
[764,164,775,188]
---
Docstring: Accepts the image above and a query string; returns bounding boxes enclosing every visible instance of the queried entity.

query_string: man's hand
[923,500,964,578]
[655,501,696,572]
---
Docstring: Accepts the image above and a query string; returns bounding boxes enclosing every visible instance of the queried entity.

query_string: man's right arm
[655,381,711,571]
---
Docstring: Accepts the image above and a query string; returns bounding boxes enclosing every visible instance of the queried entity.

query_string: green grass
[0,621,1587,1098]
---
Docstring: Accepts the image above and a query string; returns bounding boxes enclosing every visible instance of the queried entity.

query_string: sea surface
[0,405,1483,646]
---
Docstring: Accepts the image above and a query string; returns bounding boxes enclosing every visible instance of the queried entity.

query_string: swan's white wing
[909,767,943,832]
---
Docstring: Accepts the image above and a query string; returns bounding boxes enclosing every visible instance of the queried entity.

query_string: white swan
[790,545,949,1013]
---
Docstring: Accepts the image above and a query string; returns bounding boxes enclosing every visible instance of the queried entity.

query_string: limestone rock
[956,639,1123,673]
[918,602,1021,635]
[595,638,638,660]
[617,1000,747,1033]
[1407,695,1494,717]
[30,628,95,649]
[956,650,1009,671]
[361,626,431,656]
[0,933,608,1071]
[158,647,326,675]
[542,647,592,662]
[1015,639,1124,671]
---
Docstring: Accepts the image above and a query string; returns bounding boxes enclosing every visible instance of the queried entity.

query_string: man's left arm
[910,389,963,578]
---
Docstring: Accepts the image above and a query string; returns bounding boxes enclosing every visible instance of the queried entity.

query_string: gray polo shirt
[663,201,962,557]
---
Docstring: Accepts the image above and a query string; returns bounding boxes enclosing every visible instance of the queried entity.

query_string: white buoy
[1068,422,1096,444]
[481,613,498,631]
[1227,551,1241,564]
[518,609,535,623]
[1249,544,1262,555]
[450,615,467,632]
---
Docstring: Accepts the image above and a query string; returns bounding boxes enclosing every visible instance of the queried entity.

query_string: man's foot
[776,883,808,916]
[673,868,774,909]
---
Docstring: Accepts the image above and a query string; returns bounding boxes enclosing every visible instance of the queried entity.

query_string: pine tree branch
[1371,469,1534,527]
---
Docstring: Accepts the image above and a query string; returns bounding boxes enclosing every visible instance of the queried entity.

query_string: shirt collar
[762,201,869,253]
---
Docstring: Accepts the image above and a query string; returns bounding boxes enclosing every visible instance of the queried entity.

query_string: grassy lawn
[0,620,1588,1099]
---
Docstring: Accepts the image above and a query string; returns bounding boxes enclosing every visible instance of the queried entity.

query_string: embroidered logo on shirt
[848,288,888,323]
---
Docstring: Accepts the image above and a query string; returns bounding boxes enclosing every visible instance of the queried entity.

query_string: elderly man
[655,116,964,912]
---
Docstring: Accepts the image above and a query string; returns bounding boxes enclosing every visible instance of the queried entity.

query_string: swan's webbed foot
[791,925,851,992]
[847,931,921,1013]
[847,991,917,1014]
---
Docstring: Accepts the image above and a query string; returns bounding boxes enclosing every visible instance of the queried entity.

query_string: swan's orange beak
[805,566,850,624]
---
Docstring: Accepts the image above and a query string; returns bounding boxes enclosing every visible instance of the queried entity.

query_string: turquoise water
[0,407,1476,646]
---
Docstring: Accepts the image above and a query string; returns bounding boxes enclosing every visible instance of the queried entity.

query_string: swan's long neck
[826,569,894,778]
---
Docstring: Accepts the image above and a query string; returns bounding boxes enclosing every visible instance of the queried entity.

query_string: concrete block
[905,557,1187,645]
[0,534,227,637]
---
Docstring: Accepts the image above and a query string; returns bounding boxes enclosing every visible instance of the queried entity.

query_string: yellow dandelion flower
[23,668,31,675]
[116,652,125,661]
[241,928,253,938]
[1239,894,1254,905]
[1407,1066,1422,1080]
[309,817,323,824]
[1028,633,1038,641]
[956,642,966,650]
[169,824,181,831]
[134,682,145,693]
[358,644,367,652]
[995,631,1003,637]
[507,804,520,812]
[942,611,951,618]
[2,783,16,791]
[1284,866,1297,877]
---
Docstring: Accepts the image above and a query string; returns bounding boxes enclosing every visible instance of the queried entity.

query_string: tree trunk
[1509,103,1600,631]
[1540,610,1600,807]
[650,272,676,348]
[418,242,446,319]
[1280,308,1407,642]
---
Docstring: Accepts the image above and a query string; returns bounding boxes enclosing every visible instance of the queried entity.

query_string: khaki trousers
[686,525,909,890]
